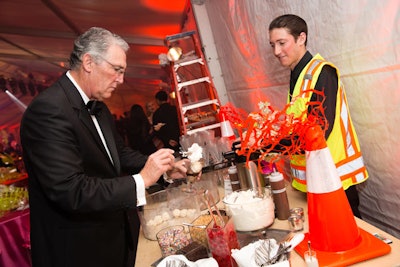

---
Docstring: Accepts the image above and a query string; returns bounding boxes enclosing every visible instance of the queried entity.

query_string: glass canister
[223,187,275,232]
[138,190,171,240]
[192,169,221,211]
[206,217,239,267]
[139,189,201,241]
[156,225,191,257]
[188,214,213,248]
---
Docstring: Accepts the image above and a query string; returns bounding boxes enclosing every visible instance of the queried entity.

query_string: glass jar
[223,187,275,232]
[156,225,191,257]
[206,217,239,267]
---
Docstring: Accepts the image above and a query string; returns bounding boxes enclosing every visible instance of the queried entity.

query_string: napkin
[156,254,218,267]
[231,239,289,267]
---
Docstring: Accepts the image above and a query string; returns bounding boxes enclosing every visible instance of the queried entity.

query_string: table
[0,209,31,267]
[135,184,400,267]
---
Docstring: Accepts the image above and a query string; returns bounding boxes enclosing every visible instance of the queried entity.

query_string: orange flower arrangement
[220,89,327,168]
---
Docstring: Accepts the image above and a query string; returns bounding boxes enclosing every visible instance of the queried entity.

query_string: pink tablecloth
[0,209,31,267]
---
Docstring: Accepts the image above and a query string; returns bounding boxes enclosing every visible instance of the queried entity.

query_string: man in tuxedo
[20,27,187,267]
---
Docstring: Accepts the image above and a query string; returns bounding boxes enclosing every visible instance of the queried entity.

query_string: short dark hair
[269,14,308,46]
[155,90,168,101]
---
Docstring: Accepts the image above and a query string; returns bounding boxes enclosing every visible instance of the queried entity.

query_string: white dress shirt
[66,71,146,206]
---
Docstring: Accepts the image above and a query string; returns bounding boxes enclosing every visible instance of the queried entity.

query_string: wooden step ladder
[165,30,221,135]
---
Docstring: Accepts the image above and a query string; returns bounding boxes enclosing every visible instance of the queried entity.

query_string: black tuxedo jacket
[20,73,147,267]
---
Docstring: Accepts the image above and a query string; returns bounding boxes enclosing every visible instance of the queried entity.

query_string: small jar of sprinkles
[156,225,191,257]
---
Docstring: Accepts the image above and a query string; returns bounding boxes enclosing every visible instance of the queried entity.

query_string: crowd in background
[115,90,180,153]
[112,90,181,190]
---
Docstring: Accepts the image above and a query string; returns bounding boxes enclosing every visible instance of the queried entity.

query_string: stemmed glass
[182,159,204,193]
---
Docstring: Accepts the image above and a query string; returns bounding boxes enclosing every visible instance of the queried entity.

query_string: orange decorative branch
[220,89,328,168]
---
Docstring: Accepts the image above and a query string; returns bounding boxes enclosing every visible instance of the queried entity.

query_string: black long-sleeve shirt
[289,51,338,139]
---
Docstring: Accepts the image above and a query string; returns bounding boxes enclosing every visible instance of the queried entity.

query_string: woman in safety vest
[268,14,368,218]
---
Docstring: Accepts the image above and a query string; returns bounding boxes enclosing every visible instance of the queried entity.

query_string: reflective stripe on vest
[288,54,368,192]
[291,153,367,189]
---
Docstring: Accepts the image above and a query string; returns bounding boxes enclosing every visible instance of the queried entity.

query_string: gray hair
[69,27,129,70]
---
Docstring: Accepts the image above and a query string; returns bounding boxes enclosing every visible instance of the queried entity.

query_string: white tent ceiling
[0,0,190,130]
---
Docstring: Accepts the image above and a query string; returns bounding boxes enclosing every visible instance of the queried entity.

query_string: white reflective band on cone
[306,147,342,193]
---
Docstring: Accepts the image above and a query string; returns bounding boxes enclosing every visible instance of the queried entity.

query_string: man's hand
[139,149,190,187]
[167,158,190,179]
[140,149,175,187]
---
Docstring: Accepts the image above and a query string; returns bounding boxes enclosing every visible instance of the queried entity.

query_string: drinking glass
[304,249,319,267]
[206,217,239,267]
[182,159,204,193]
[156,225,190,257]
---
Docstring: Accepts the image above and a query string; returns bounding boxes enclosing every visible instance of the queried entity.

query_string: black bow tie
[86,100,104,115]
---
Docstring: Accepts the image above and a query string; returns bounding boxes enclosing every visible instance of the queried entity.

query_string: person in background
[145,99,163,149]
[152,90,181,153]
[268,14,368,218]
[126,104,167,191]
[112,113,126,142]
[145,99,158,125]
[20,27,188,267]
[119,111,130,142]
[126,104,157,155]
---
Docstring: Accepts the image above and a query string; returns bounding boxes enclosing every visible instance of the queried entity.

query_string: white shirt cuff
[133,174,146,206]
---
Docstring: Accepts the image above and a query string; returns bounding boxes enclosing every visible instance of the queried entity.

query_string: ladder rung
[166,29,221,135]
[187,123,221,135]
[178,77,210,90]
[165,30,196,42]
[174,57,203,71]
[182,99,219,113]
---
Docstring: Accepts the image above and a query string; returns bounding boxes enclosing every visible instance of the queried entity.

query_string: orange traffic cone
[294,125,391,266]
[305,125,360,251]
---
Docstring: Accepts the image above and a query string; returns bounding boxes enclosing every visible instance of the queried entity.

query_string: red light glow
[140,0,187,13]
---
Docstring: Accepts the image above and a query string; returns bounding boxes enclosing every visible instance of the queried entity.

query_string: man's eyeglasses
[97,55,125,75]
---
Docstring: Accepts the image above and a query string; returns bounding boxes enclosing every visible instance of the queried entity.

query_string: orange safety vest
[287,54,368,192]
